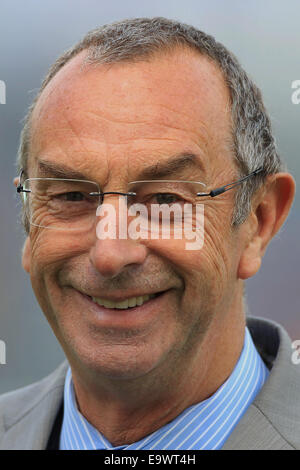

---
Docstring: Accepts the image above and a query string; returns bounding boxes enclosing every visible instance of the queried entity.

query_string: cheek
[28,230,87,302]
[29,232,51,278]
[195,207,234,266]
[30,238,59,289]
[30,227,93,265]
[155,207,237,310]
[27,234,56,315]
[203,200,236,266]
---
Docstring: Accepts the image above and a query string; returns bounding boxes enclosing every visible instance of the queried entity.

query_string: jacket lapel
[222,404,293,449]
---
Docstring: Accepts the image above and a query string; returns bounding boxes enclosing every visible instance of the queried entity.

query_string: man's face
[23,48,245,379]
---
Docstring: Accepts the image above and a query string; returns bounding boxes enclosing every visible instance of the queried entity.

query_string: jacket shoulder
[223,317,300,450]
[0,361,68,449]
[0,361,67,424]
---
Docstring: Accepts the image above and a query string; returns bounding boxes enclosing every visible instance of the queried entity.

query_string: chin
[65,334,170,381]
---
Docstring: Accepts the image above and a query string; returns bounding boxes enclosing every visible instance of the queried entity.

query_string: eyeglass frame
[16,167,264,202]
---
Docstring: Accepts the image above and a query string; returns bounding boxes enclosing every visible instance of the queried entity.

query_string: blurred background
[0,0,299,393]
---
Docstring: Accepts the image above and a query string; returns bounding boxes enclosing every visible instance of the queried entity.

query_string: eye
[59,192,86,202]
[53,191,97,203]
[153,193,181,205]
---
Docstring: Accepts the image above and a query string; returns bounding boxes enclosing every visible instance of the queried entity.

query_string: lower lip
[75,289,169,328]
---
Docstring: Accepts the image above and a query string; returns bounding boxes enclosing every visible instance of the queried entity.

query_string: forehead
[29,47,232,178]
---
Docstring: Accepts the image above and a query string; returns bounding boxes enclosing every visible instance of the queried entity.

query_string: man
[0,17,298,450]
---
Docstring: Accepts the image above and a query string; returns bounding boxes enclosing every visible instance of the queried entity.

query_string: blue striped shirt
[59,327,269,450]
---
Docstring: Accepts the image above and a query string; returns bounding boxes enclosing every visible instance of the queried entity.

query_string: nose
[89,238,148,279]
[89,195,148,278]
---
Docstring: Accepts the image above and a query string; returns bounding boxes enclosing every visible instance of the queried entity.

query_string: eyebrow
[37,160,90,180]
[36,152,205,182]
[137,153,205,180]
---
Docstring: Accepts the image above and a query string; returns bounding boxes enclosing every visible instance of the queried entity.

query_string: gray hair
[17,17,286,231]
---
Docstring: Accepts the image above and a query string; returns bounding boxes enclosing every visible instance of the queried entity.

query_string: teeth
[128,297,137,307]
[92,293,156,309]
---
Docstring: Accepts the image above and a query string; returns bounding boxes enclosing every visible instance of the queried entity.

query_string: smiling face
[22,47,247,381]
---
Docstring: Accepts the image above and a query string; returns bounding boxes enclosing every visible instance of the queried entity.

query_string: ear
[238,172,296,280]
[22,237,31,273]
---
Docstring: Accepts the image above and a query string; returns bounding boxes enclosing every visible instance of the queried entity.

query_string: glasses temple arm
[16,169,25,193]
[197,167,264,198]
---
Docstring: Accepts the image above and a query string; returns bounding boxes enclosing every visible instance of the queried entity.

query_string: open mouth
[75,289,168,312]
[76,289,170,326]
[88,292,166,310]
[91,293,157,310]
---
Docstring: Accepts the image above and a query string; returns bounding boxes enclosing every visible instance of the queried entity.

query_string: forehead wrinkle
[32,52,227,145]
[29,47,233,188]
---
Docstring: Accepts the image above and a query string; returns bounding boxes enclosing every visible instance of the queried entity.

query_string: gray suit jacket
[0,316,299,450]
